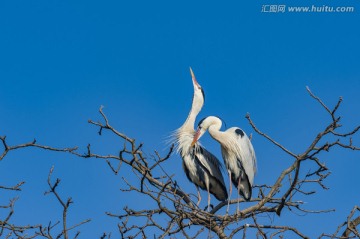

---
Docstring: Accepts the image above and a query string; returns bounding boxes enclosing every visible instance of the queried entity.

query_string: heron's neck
[181,94,202,131]
[208,125,226,145]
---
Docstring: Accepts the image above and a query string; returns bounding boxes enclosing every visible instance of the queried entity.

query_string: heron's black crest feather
[235,128,245,138]
[201,88,205,102]
[197,117,206,128]
[197,116,227,130]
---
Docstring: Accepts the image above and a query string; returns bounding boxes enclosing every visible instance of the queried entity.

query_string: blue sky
[1,0,359,238]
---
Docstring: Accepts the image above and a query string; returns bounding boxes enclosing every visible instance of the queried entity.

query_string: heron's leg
[196,186,201,206]
[226,169,232,214]
[236,176,242,217]
[207,187,211,212]
[208,189,212,238]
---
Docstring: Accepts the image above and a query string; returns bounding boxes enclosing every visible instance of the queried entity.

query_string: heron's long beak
[190,129,201,147]
[189,67,200,88]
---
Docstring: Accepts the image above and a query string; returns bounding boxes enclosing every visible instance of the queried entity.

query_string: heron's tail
[233,173,252,201]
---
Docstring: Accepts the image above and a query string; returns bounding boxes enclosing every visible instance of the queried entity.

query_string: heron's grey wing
[181,153,207,191]
[234,128,257,186]
[193,146,228,201]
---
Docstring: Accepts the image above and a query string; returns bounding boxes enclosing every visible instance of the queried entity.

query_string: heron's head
[190,67,205,106]
[190,126,206,148]
[190,116,223,147]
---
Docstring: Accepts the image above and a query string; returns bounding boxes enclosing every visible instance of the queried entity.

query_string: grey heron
[191,116,256,212]
[173,69,228,210]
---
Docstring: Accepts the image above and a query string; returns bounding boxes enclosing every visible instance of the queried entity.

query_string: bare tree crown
[1,87,359,239]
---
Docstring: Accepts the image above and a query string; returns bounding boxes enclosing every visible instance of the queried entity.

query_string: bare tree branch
[44,166,91,239]
[0,136,77,161]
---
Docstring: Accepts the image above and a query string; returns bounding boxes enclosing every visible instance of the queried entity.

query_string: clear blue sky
[1,0,359,238]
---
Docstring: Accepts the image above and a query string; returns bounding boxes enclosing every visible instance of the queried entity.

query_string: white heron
[173,69,227,210]
[191,116,256,211]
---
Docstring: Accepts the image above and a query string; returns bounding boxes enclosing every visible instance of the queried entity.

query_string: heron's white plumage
[194,116,257,201]
[222,127,256,187]
[172,69,228,204]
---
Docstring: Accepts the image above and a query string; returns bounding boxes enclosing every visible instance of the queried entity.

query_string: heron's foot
[192,201,200,210]
[223,210,231,220]
[196,188,201,207]
[226,199,231,215]
[235,208,244,221]
[235,206,239,220]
